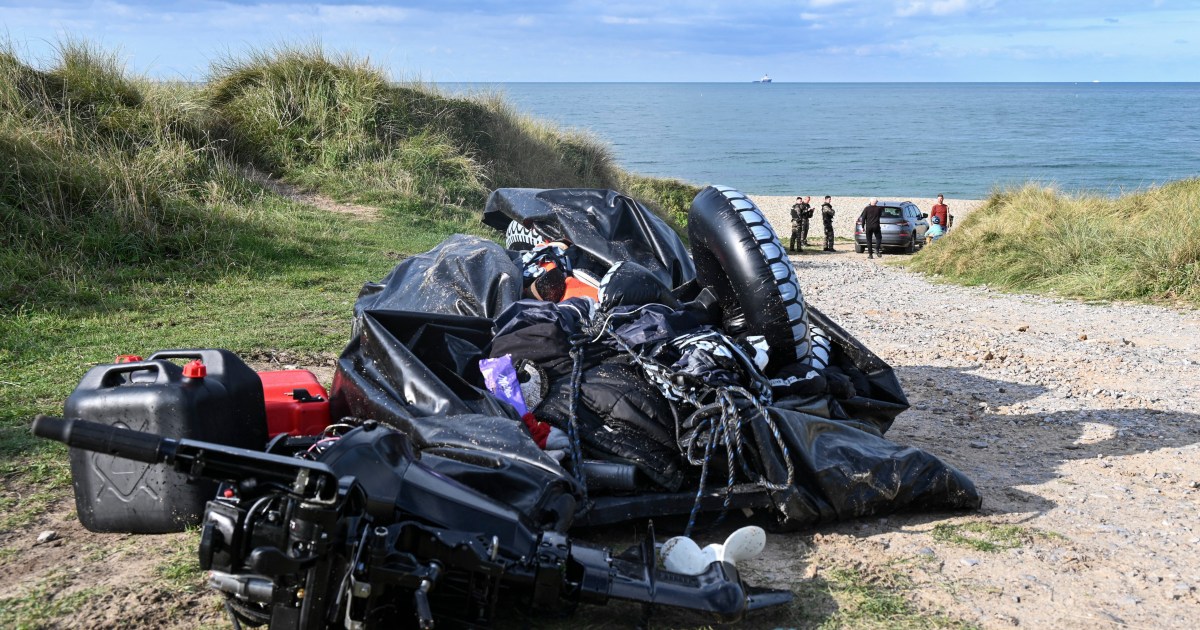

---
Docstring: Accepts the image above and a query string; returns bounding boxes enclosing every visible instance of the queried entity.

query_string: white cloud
[895,0,988,18]
[601,16,650,25]
[308,4,410,24]
[824,41,918,57]
[809,0,852,7]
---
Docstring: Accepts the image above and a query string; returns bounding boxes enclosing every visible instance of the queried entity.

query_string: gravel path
[744,248,1200,628]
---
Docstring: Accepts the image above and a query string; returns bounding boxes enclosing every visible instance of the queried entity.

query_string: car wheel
[906,234,916,254]
[855,242,864,254]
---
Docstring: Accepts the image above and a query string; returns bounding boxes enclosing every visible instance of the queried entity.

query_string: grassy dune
[911,180,1200,306]
[0,42,697,312]
[0,41,699,487]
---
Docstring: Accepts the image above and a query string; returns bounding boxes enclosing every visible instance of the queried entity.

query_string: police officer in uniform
[789,196,807,252]
[821,196,836,251]
[799,196,814,246]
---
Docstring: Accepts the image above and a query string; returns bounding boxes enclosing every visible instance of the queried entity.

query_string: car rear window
[881,207,903,218]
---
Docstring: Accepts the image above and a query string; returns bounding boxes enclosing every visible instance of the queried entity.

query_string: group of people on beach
[790,194,951,259]
[788,195,836,253]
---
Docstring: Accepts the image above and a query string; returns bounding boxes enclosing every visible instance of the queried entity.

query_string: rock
[961,557,981,567]
[1079,334,1088,341]
[917,547,936,557]
[1017,325,1029,332]
[984,351,994,360]
[36,530,58,544]
[969,441,989,449]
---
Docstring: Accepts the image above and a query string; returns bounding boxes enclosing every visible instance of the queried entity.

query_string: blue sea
[442,83,1200,198]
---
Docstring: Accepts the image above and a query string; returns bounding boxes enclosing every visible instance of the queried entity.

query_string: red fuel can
[258,370,331,437]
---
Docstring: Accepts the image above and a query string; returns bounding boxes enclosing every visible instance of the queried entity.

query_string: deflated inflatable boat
[38,185,980,627]
[333,185,981,531]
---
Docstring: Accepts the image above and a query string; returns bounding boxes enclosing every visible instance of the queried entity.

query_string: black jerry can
[147,348,268,450]
[64,352,267,533]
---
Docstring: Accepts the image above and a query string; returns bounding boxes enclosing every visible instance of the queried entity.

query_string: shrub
[911,179,1200,304]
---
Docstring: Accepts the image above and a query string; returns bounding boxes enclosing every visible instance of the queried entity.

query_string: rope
[571,308,798,526]
[676,385,796,535]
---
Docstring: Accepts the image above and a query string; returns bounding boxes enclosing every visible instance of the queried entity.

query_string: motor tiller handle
[32,415,168,464]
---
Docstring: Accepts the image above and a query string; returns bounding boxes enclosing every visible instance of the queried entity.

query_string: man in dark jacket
[789,196,809,252]
[858,199,884,259]
[800,196,814,245]
[820,196,836,251]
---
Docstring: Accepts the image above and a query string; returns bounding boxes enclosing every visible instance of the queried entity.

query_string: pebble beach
[749,195,984,244]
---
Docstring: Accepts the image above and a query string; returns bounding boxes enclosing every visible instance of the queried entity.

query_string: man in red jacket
[930,194,950,231]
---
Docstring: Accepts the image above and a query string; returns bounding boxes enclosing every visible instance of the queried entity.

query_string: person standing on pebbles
[801,196,814,245]
[858,198,884,259]
[789,196,808,252]
[820,196,836,251]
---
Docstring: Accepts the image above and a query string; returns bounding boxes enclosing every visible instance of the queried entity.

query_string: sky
[1,1,1197,82]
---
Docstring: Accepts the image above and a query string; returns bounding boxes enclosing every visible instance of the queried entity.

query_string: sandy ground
[740,249,1200,629]
[4,192,1199,628]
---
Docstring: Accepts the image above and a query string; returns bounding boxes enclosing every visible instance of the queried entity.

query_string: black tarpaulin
[482,188,695,289]
[330,309,583,530]
[329,187,979,531]
[805,305,910,434]
[354,234,521,320]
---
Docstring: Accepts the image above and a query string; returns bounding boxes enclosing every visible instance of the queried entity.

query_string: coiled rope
[599,317,796,536]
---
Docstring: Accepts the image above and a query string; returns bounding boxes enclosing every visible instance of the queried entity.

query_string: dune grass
[911,180,1200,306]
[0,40,696,488]
[0,41,256,309]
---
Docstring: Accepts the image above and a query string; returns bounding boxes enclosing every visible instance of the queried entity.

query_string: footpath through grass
[910,179,1200,306]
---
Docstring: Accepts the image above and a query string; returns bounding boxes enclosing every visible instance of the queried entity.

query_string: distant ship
[757,74,772,83]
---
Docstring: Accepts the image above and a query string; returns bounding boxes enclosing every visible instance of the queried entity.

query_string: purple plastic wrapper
[479,355,528,416]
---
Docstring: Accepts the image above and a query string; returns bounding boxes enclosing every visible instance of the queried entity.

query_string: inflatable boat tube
[688,185,811,371]
[505,220,545,250]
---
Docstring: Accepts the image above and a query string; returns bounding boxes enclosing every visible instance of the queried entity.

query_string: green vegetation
[0,572,104,630]
[202,45,698,223]
[911,180,1200,305]
[774,563,972,629]
[931,520,1060,553]
[156,532,206,592]
[0,39,703,626]
[617,172,701,229]
[0,40,696,482]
